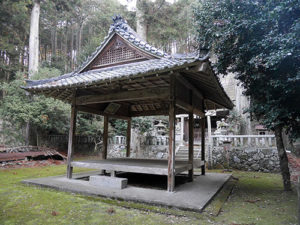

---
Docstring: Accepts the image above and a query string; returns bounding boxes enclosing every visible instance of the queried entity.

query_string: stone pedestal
[89,175,128,189]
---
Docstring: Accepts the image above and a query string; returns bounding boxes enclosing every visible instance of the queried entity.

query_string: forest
[0,0,197,146]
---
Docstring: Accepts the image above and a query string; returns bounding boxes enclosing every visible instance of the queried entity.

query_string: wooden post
[126,119,131,157]
[168,75,176,192]
[298,176,300,225]
[207,115,213,169]
[67,97,77,179]
[102,115,108,160]
[180,115,185,145]
[188,112,194,181]
[201,116,206,175]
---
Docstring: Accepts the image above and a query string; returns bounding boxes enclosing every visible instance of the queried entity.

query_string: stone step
[177,150,201,153]
[177,149,201,152]
[177,148,201,150]
[176,153,199,156]
[176,156,199,159]
[89,175,128,189]
[176,152,200,155]
[176,146,202,159]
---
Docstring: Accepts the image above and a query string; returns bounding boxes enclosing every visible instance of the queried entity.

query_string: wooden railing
[49,135,128,145]
[211,135,276,147]
[48,135,94,144]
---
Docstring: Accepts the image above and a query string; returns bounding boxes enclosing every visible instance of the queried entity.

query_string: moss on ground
[0,165,297,225]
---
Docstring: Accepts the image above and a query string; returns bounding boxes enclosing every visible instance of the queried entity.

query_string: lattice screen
[92,39,143,68]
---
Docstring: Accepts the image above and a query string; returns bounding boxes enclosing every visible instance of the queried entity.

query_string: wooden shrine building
[23,16,233,192]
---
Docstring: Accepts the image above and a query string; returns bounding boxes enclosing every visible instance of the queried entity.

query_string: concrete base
[89,175,128,189]
[22,172,231,212]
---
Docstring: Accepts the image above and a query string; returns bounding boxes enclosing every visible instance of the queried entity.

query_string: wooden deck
[71,158,200,176]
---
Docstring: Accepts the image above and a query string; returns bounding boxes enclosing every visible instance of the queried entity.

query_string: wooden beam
[176,99,205,117]
[102,116,108,160]
[126,119,131,157]
[168,76,176,192]
[76,87,169,105]
[130,109,169,117]
[176,74,204,100]
[188,112,194,181]
[77,105,130,120]
[194,108,205,117]
[67,96,77,179]
[201,117,206,175]
[176,99,193,113]
[71,159,192,176]
[194,61,209,73]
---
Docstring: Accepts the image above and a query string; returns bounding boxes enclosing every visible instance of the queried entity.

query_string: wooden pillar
[180,115,184,145]
[298,176,300,224]
[67,97,77,179]
[188,112,194,181]
[207,115,212,169]
[297,176,300,224]
[168,76,176,192]
[201,116,206,175]
[126,119,131,157]
[102,115,108,160]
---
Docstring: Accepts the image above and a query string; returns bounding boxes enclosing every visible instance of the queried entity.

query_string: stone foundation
[212,146,280,173]
[107,144,168,159]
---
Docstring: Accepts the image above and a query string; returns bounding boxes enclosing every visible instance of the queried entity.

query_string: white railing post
[234,138,237,146]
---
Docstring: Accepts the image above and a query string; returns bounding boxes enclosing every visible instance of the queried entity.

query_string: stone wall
[107,144,168,159]
[212,145,280,172]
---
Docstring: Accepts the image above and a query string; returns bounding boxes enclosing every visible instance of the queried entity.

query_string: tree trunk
[274,125,292,191]
[136,0,147,41]
[28,0,40,78]
[71,24,74,70]
[44,44,47,61]
[51,23,57,59]
[64,22,68,72]
[27,0,40,146]
[76,23,79,57]
[20,48,24,71]
[77,22,83,58]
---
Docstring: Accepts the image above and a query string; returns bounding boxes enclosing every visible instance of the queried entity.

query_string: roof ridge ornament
[111,15,128,30]
[110,15,143,41]
[110,15,129,31]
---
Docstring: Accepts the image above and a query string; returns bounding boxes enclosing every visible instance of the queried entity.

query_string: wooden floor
[71,158,194,175]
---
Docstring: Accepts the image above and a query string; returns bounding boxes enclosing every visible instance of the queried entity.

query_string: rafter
[176,74,204,100]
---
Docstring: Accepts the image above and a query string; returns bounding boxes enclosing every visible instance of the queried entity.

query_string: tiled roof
[22,16,234,110]
[76,16,168,73]
[24,57,201,91]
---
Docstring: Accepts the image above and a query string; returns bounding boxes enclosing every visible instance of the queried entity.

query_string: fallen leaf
[106,208,115,214]
[52,211,59,216]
